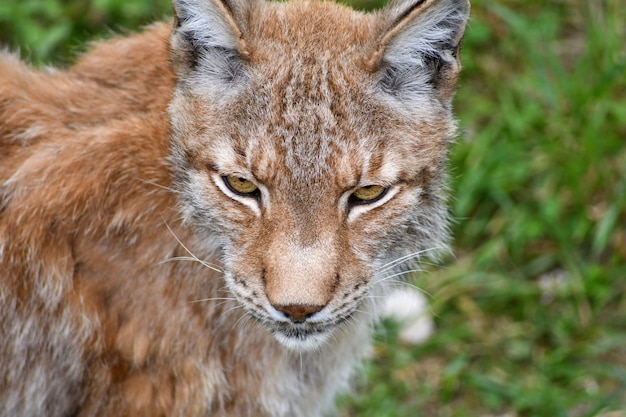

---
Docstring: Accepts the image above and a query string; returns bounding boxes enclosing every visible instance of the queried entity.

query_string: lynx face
[169,0,469,350]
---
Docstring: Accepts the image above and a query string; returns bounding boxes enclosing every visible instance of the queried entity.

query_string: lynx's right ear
[370,0,470,104]
[170,0,253,89]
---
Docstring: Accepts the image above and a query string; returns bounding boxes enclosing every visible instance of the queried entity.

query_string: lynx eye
[350,185,387,205]
[223,175,259,197]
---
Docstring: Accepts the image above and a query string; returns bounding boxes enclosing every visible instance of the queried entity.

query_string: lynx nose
[274,304,324,323]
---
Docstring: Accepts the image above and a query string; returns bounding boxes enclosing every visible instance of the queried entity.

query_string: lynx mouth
[272,326,334,351]
[268,311,358,351]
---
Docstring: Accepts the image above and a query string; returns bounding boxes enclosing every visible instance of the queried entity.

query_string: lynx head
[168,0,469,351]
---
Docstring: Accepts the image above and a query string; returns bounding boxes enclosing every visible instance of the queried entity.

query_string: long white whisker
[375,268,425,284]
[384,282,433,299]
[139,179,181,194]
[376,247,441,273]
[163,221,223,273]
[363,295,389,299]
[376,252,422,272]
[215,300,235,309]
[159,256,222,271]
[221,304,244,315]
[189,297,237,304]
[216,285,232,295]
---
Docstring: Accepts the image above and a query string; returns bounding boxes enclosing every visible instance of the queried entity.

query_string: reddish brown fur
[1,0,469,415]
[0,24,279,416]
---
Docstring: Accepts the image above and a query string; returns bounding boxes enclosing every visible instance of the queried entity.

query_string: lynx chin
[0,0,469,415]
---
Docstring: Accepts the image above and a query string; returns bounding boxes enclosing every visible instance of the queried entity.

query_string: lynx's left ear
[170,0,254,91]
[370,0,470,103]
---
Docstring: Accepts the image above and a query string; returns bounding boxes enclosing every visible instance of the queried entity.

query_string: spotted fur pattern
[0,0,469,415]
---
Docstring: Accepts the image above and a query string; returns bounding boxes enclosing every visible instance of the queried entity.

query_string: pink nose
[274,304,324,323]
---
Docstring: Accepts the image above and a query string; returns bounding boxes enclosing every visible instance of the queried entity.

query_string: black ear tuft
[170,0,250,88]
[372,0,470,102]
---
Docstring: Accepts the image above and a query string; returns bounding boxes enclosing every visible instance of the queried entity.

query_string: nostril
[273,303,324,323]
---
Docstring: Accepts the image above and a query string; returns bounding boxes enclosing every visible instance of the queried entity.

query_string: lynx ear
[170,0,252,88]
[371,0,470,103]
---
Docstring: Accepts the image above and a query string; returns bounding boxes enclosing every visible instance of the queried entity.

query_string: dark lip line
[269,312,355,339]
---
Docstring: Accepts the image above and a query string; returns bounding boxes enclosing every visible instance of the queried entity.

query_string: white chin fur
[273,329,333,352]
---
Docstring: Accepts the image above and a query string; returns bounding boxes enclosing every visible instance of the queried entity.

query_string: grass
[2,0,625,416]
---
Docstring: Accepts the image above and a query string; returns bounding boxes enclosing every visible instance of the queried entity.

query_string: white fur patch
[383,288,435,345]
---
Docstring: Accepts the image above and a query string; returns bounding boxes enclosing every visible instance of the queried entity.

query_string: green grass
[2,0,625,416]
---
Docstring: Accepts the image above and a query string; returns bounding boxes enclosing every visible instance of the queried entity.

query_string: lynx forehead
[0,0,469,415]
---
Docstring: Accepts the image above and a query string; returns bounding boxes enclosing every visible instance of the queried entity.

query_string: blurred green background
[1,0,624,415]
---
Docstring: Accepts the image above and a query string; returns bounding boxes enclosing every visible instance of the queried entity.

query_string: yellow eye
[223,176,259,196]
[351,185,387,203]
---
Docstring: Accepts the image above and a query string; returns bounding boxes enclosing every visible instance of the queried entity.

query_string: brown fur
[0,0,469,415]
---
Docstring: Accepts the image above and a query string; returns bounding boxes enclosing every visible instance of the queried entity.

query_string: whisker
[140,179,181,194]
[379,248,438,270]
[201,300,233,309]
[376,247,441,273]
[163,221,223,273]
[352,308,374,317]
[159,256,222,271]
[221,304,245,317]
[162,255,222,272]
[215,285,232,295]
[189,297,237,304]
[238,316,254,334]
[376,253,419,272]
[384,282,433,299]
[415,260,442,268]
[363,295,389,299]
[374,268,425,284]
[231,312,252,333]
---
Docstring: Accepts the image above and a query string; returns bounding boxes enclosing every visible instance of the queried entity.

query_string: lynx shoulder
[0,0,469,416]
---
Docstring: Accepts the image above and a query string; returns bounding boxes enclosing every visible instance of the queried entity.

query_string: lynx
[0,0,469,415]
